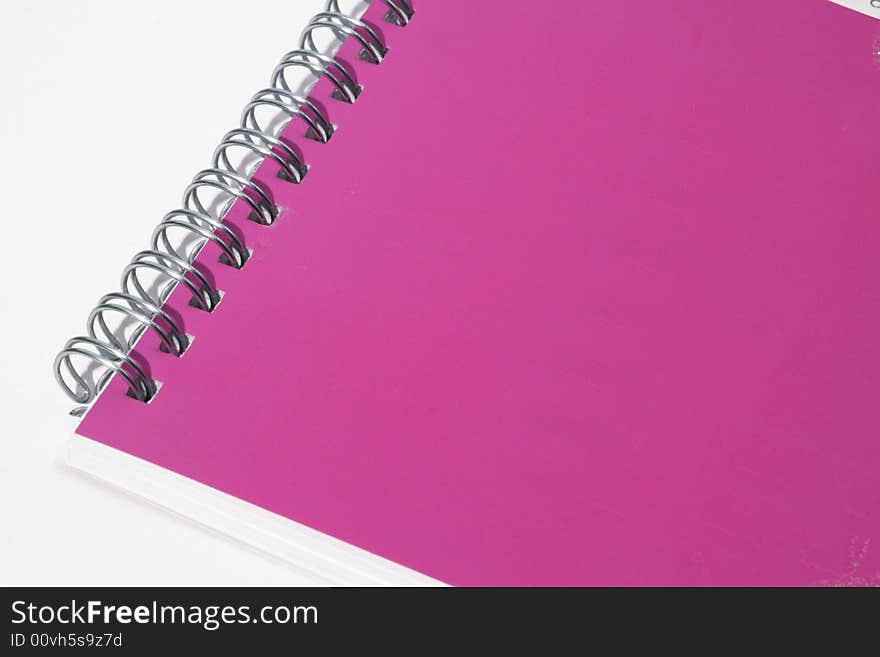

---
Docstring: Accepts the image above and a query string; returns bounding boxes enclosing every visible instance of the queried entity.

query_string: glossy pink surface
[79,1,880,585]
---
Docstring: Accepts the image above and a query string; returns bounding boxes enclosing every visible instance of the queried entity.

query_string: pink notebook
[58,0,880,585]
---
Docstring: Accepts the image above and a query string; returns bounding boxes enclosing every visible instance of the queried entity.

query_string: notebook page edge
[65,434,445,587]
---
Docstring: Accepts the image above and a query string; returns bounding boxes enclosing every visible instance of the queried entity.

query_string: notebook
[55,0,880,585]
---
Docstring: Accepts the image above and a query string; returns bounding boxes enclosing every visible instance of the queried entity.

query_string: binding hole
[331,84,364,102]
[248,210,273,225]
[305,124,334,142]
[276,167,299,182]
[159,333,195,355]
[188,289,223,312]
[126,379,162,403]
[247,206,282,224]
[358,46,388,63]
[280,164,310,181]
[219,247,254,268]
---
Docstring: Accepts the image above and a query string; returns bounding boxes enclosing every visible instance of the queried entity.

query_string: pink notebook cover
[76,0,880,585]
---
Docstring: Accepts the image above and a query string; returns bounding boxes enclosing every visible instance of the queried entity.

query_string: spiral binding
[54,0,413,413]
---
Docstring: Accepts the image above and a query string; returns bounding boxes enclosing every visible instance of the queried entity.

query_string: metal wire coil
[54,0,413,411]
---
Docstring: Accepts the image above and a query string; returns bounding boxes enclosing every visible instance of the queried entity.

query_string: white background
[0,0,340,585]
[829,1,880,20]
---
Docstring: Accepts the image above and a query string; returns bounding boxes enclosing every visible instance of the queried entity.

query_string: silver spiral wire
[301,12,388,64]
[272,50,361,104]
[54,0,412,411]
[241,88,335,144]
[327,0,413,26]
